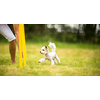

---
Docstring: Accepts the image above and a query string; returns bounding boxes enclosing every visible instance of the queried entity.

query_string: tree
[77,24,81,42]
[38,24,46,34]
[97,24,100,43]
[83,24,96,43]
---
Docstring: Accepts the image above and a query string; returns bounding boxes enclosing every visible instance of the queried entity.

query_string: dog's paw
[38,61,41,63]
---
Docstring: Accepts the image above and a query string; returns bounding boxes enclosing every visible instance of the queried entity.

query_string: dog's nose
[40,51,41,53]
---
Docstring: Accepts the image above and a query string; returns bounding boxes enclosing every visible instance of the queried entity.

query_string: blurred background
[0,24,100,44]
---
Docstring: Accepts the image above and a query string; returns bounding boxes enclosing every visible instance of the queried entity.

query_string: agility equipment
[19,24,26,68]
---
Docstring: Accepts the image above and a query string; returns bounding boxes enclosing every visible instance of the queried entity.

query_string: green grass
[0,41,100,76]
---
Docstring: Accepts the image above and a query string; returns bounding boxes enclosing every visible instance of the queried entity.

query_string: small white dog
[38,42,60,65]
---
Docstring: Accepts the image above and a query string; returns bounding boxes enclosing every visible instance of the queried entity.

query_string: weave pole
[19,24,26,68]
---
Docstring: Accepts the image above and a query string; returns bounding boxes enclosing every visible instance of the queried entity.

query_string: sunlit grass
[0,42,100,76]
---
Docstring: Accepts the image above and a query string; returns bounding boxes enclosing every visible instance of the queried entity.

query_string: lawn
[0,41,100,76]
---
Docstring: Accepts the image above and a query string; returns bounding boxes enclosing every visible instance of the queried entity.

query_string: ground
[0,42,100,76]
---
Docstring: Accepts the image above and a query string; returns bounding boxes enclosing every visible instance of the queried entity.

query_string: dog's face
[40,46,48,54]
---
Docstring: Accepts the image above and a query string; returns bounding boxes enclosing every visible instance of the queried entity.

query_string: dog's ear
[45,46,48,49]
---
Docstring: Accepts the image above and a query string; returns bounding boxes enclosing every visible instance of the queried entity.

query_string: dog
[38,42,60,65]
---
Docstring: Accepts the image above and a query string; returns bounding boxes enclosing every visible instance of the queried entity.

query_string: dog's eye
[43,49,44,51]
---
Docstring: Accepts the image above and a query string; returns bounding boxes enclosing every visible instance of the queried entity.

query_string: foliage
[83,24,96,43]
[0,24,100,44]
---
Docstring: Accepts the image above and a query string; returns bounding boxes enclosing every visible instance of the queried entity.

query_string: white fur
[48,42,56,52]
[38,42,60,65]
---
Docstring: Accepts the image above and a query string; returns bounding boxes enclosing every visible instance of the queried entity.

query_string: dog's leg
[53,59,57,64]
[56,54,60,63]
[51,60,55,65]
[38,58,46,63]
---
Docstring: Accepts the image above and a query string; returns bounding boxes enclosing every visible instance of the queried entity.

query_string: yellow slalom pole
[21,24,26,66]
[19,24,22,68]
[19,24,27,68]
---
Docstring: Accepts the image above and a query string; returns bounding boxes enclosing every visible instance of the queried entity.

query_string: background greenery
[0,24,100,76]
[0,24,100,43]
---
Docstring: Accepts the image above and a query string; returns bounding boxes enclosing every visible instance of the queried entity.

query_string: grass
[0,41,100,76]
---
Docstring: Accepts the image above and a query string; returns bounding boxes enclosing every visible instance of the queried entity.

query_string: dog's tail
[49,42,56,52]
[52,46,56,52]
